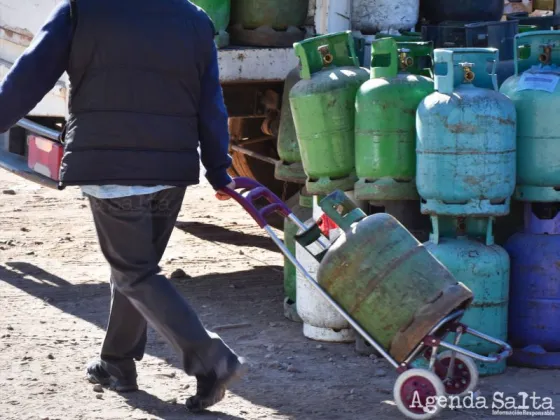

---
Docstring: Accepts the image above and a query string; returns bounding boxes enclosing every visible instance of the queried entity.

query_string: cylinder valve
[398,48,414,70]
[459,62,476,83]
[318,45,334,66]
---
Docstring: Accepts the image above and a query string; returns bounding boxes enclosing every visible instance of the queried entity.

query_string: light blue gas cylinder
[416,48,517,217]
[500,31,560,202]
[424,216,510,376]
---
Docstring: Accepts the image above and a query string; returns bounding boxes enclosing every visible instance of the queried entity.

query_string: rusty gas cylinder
[416,48,517,217]
[311,191,473,362]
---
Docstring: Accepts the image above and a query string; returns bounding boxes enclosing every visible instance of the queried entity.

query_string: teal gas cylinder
[500,31,560,202]
[423,216,510,376]
[290,32,370,195]
[275,67,306,184]
[416,48,517,217]
[283,192,313,321]
[354,37,434,201]
[191,0,231,48]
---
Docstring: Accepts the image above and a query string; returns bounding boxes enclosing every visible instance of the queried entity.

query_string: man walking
[0,0,245,412]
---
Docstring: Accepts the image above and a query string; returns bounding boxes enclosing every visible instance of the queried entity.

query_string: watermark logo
[410,391,555,417]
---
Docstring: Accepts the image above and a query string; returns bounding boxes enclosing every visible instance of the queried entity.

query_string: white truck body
[0,0,356,193]
[0,0,352,118]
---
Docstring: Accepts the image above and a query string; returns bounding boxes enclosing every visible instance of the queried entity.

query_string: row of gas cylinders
[353,11,560,92]
[280,30,560,375]
[190,0,420,48]
[278,31,560,211]
[284,193,560,375]
[190,0,523,49]
[190,0,310,48]
[190,0,418,48]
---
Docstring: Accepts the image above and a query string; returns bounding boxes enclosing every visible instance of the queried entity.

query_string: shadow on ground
[0,261,299,419]
[119,390,244,420]
[174,220,280,253]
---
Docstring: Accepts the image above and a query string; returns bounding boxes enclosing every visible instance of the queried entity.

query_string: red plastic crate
[27,135,64,181]
[317,214,338,239]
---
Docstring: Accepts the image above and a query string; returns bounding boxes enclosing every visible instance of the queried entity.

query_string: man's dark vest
[60,0,213,186]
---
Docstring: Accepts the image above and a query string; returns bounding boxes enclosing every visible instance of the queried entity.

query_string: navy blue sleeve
[0,0,72,133]
[197,30,233,190]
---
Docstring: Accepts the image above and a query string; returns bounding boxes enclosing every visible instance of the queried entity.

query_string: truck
[0,0,360,213]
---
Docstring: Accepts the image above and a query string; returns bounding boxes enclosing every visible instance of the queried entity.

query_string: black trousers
[88,187,235,376]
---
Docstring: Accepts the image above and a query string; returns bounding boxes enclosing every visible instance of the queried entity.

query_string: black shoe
[186,357,247,412]
[86,358,139,392]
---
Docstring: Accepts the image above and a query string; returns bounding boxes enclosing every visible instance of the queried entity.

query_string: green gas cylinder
[500,31,560,202]
[275,67,306,184]
[354,38,434,201]
[310,191,473,363]
[229,0,308,47]
[191,0,231,48]
[283,192,313,322]
[423,216,510,376]
[519,25,539,33]
[230,0,308,30]
[290,32,370,195]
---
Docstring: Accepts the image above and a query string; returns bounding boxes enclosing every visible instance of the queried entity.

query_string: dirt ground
[1,168,559,420]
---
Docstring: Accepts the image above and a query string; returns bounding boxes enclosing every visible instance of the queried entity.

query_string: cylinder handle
[513,31,560,76]
[294,31,360,80]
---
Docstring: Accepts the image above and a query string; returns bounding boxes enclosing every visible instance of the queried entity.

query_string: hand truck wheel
[433,350,479,397]
[393,368,446,419]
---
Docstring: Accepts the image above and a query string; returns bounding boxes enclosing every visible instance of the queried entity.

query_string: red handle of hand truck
[219,177,292,228]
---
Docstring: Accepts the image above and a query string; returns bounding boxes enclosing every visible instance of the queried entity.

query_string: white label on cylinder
[518,72,560,93]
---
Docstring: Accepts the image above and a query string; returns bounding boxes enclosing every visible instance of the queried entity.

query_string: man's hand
[215,180,235,201]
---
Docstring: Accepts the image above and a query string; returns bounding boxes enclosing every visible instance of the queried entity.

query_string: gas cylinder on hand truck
[416,48,517,217]
[283,192,312,322]
[423,216,510,377]
[223,178,513,420]
[310,191,473,363]
[229,0,308,47]
[275,67,306,184]
[505,203,560,368]
[355,37,434,202]
[191,0,231,48]
[500,31,560,203]
[384,200,431,242]
[290,32,370,195]
[351,0,419,34]
[295,192,366,342]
